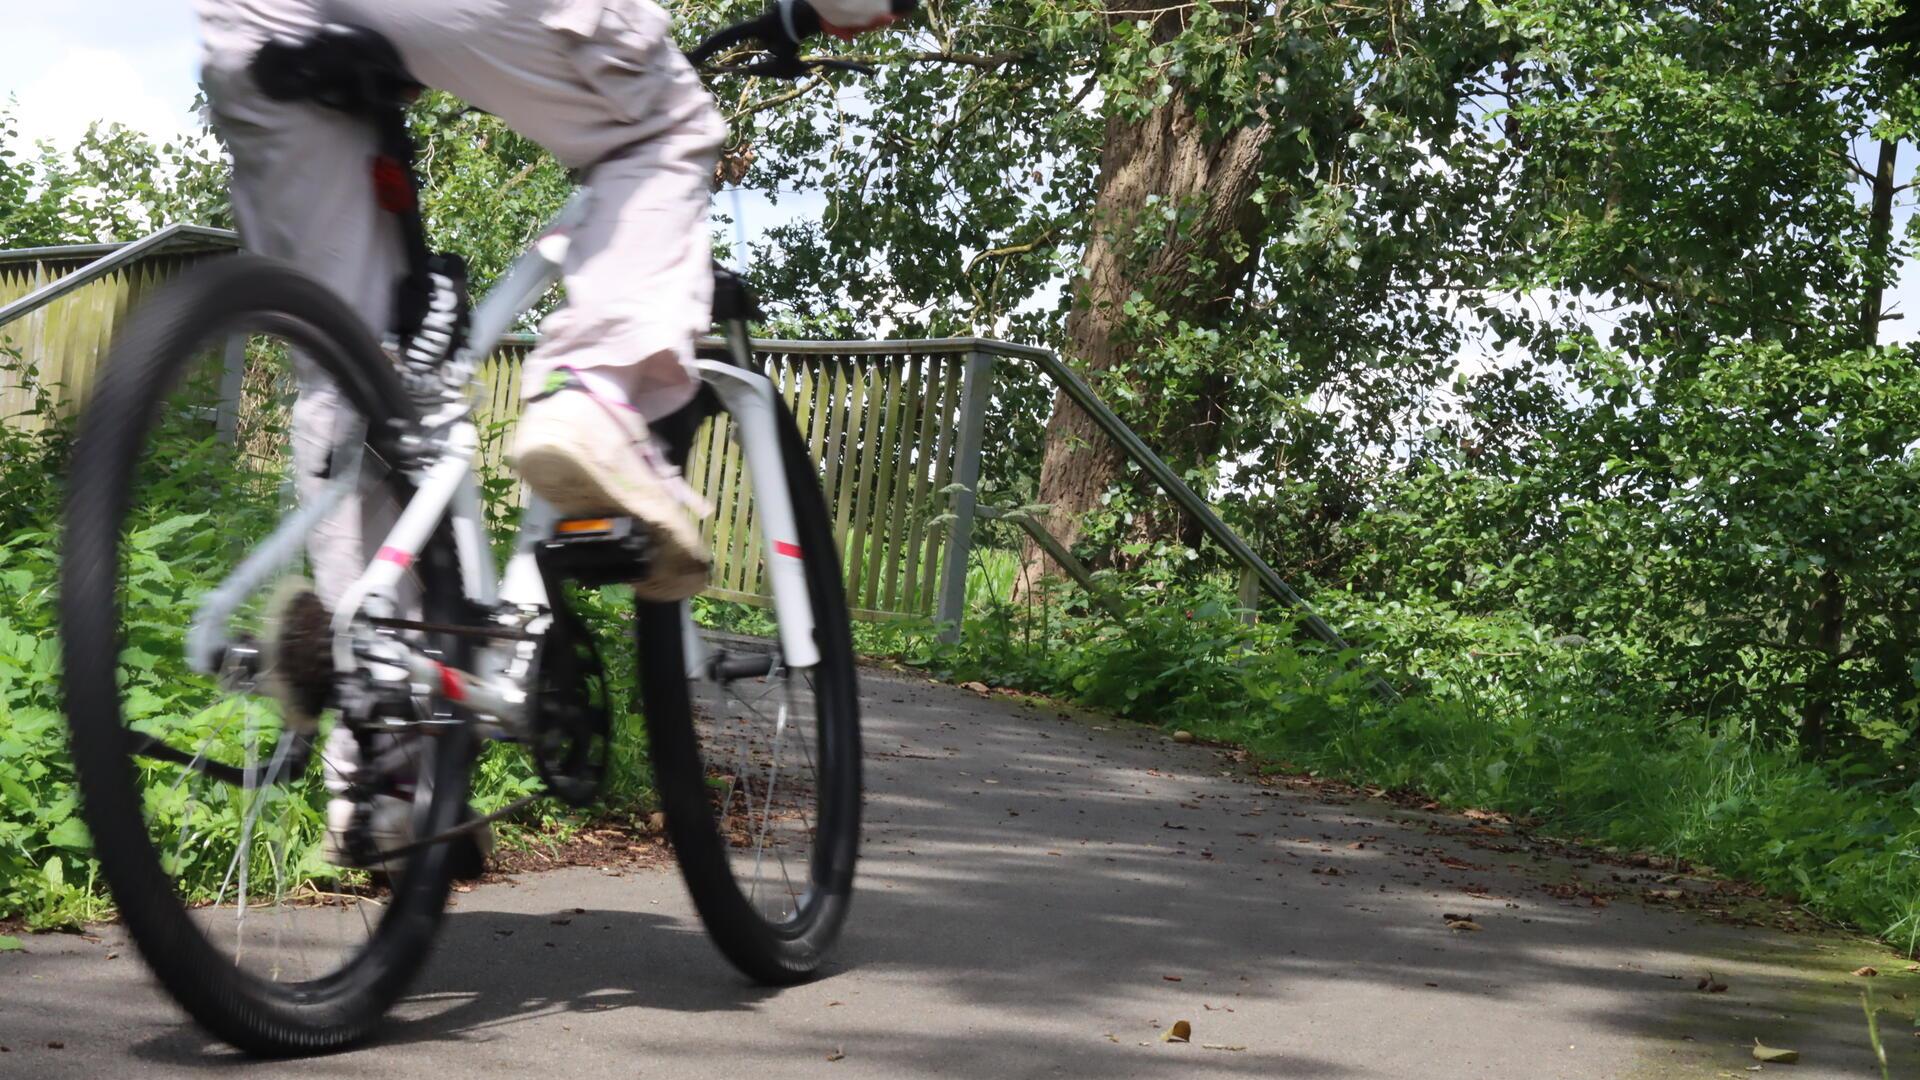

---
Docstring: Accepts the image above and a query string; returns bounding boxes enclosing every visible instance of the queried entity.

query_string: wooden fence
[0,233,994,624]
[477,338,992,621]
[0,231,241,427]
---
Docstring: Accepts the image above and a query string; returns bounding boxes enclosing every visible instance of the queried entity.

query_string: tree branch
[825,48,1040,70]
[966,231,1059,273]
[726,75,827,123]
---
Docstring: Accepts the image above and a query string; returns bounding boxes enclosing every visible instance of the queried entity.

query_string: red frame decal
[437,663,465,702]
[774,541,803,559]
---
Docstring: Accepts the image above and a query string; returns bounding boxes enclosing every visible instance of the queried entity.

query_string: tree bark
[1022,86,1270,586]
[1797,139,1894,755]
[1859,138,1899,346]
[1798,567,1844,756]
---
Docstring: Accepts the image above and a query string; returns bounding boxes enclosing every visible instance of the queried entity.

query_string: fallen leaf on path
[0,936,22,952]
[647,811,667,832]
[1162,1020,1192,1043]
[1696,973,1728,993]
[826,1048,846,1062]
[1162,975,1183,982]
[1751,1040,1799,1064]
[1201,1043,1247,1052]
[1853,966,1879,977]
[1172,731,1196,744]
[46,1042,63,1050]
[1445,918,1484,932]
[1646,888,1684,901]
[961,681,991,696]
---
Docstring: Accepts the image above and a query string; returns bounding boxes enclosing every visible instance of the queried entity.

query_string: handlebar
[688,0,916,79]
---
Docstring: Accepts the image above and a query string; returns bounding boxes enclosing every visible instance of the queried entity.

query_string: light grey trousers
[198,0,725,607]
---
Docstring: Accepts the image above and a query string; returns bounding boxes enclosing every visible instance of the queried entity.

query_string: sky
[3,5,205,151]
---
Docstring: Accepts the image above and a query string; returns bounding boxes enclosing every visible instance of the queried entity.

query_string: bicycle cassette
[259,576,334,736]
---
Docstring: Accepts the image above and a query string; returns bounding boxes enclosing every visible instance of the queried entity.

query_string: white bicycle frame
[187,188,819,729]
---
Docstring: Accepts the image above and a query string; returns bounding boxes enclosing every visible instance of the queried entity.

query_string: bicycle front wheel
[636,393,861,984]
[62,255,475,1055]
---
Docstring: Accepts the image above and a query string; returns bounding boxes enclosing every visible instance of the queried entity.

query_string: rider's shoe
[511,369,711,602]
[323,793,493,881]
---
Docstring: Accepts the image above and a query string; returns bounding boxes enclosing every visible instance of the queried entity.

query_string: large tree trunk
[1859,138,1899,346]
[1796,138,1897,755]
[1021,86,1269,588]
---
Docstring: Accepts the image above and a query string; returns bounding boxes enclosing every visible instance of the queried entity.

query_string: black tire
[62,255,475,1055]
[636,395,861,984]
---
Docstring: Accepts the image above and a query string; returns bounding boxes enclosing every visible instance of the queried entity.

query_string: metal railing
[947,339,1400,703]
[0,224,240,329]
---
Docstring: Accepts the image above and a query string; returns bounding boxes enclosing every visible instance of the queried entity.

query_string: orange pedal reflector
[556,517,615,535]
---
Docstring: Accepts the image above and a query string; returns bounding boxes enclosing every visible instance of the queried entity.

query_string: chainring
[529,589,612,807]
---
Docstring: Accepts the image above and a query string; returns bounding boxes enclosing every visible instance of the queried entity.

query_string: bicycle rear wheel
[636,392,861,984]
[62,255,475,1055]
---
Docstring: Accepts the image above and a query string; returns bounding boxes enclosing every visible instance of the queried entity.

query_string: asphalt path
[2,669,1904,1078]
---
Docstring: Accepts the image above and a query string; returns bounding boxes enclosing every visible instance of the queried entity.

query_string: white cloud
[2,5,203,152]
[10,45,203,152]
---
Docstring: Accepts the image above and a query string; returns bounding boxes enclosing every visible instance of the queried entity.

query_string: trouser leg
[200,0,407,611]
[202,0,411,801]
[328,0,726,421]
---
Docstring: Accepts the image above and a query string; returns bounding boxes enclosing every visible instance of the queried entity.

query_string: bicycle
[59,0,896,1055]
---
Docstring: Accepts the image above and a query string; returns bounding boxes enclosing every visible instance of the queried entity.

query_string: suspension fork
[693,356,820,670]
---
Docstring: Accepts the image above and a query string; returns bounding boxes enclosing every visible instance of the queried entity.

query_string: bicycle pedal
[536,516,653,588]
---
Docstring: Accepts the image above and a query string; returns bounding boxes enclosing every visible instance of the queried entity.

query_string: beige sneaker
[511,372,711,602]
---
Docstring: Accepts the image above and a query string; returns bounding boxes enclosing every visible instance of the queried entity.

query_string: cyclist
[195,0,896,869]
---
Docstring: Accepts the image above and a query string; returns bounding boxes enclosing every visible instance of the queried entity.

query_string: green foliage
[409,93,574,311]
[1352,339,1920,760]
[0,99,230,246]
[0,351,654,925]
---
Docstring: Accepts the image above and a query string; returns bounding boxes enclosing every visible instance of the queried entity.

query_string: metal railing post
[213,334,247,445]
[935,349,994,641]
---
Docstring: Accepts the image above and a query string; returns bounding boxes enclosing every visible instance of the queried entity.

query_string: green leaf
[45,817,89,852]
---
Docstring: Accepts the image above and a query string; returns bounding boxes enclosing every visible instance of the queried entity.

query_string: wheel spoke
[696,641,828,927]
